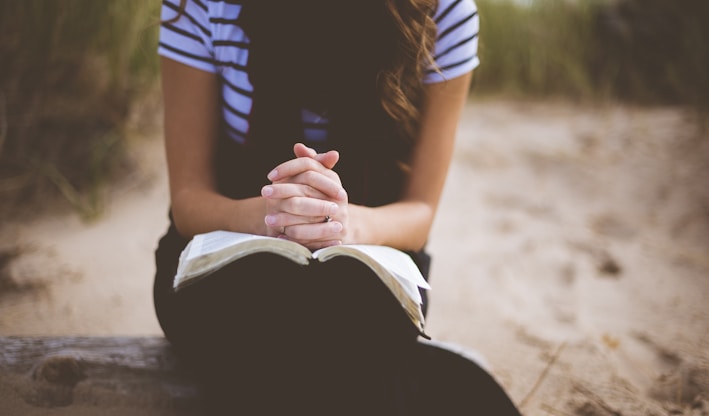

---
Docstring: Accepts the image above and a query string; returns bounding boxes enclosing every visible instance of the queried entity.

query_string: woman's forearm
[170,188,267,239]
[171,185,435,251]
[349,201,435,252]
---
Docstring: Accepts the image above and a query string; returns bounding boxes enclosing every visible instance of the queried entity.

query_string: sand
[1,99,707,415]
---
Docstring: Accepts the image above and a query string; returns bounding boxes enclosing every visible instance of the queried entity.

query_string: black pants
[153,224,521,415]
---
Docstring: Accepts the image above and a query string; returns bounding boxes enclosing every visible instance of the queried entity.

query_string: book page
[175,231,313,291]
[185,231,267,261]
[388,272,423,305]
[316,245,431,290]
[313,245,430,303]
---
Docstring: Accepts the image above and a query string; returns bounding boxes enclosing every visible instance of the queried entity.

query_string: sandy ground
[1,99,708,415]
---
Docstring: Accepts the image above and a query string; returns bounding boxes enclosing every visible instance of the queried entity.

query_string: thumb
[315,150,339,169]
[293,143,317,158]
[293,143,339,169]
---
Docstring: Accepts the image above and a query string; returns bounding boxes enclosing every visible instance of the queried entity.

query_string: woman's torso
[159,0,480,152]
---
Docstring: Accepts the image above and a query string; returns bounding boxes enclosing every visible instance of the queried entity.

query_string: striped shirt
[158,0,480,145]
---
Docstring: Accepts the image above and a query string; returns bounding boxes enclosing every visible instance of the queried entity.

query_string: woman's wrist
[224,196,269,236]
[346,202,432,251]
[345,204,371,245]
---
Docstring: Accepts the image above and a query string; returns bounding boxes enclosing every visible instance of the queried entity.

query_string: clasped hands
[262,143,349,250]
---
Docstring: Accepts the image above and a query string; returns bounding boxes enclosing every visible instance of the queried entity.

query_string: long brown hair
[382,0,439,140]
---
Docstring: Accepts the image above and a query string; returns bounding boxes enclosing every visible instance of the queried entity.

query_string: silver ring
[323,215,332,223]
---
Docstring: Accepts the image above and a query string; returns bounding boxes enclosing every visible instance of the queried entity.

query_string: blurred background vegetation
[0,0,707,218]
[474,0,709,106]
[0,1,161,218]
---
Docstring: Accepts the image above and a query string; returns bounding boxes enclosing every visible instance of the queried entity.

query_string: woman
[154,0,520,414]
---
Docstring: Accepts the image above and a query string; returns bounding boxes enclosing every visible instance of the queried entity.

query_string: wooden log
[0,336,202,415]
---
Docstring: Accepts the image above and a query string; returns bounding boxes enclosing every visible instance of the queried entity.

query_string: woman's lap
[154,237,418,411]
[153,226,520,415]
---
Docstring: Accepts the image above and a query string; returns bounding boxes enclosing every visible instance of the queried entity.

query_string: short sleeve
[158,0,216,73]
[425,0,480,83]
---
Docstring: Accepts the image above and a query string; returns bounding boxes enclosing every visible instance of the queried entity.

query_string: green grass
[474,0,598,99]
[0,1,161,219]
[473,0,709,107]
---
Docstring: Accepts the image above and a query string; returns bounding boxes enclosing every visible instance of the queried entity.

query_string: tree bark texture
[0,336,201,415]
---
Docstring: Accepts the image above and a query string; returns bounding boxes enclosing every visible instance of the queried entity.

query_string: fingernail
[337,189,347,201]
[329,203,339,215]
[265,215,276,225]
[267,169,278,181]
[261,186,273,197]
[332,222,343,232]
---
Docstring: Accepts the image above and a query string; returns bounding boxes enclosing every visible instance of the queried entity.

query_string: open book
[175,230,431,336]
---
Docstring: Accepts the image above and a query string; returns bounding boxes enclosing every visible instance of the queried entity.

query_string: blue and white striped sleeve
[158,0,216,73]
[425,0,480,83]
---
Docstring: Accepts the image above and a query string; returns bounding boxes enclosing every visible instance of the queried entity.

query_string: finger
[277,170,343,199]
[283,197,338,217]
[293,143,317,159]
[268,157,327,182]
[277,196,339,218]
[265,212,334,228]
[270,155,344,188]
[314,150,339,170]
[262,183,330,200]
[282,221,343,242]
[293,143,339,170]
